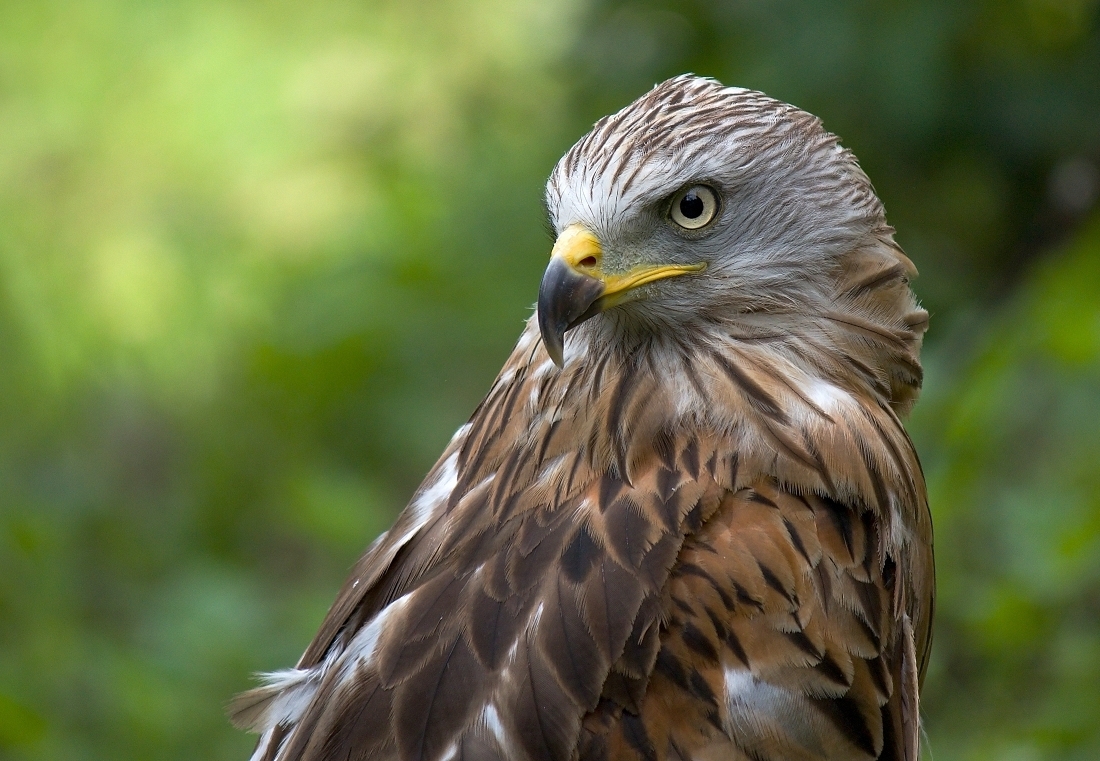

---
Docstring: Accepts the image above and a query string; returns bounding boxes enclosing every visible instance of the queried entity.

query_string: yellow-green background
[1,1,1098,759]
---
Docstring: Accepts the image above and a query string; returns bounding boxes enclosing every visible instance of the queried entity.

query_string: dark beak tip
[537,307,566,368]
[537,258,604,369]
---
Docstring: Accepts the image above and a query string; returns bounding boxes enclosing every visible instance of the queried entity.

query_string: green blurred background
[1,1,1098,759]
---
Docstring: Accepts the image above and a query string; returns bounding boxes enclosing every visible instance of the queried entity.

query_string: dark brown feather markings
[234,77,932,761]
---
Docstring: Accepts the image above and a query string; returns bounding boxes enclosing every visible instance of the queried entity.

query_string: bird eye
[669,185,719,230]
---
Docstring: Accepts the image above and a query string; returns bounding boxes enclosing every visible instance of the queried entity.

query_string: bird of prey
[231,75,934,761]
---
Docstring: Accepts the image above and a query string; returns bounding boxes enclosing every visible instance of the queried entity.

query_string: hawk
[231,75,934,761]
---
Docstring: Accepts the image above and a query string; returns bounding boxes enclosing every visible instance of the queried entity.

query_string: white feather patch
[338,589,416,679]
[723,666,795,723]
[255,668,322,724]
[388,451,458,552]
[802,378,853,414]
[480,703,506,744]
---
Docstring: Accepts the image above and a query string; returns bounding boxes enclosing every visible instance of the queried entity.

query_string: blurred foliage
[0,1,1097,759]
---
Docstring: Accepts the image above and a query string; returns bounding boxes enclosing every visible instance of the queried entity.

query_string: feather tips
[234,318,931,761]
[232,75,932,761]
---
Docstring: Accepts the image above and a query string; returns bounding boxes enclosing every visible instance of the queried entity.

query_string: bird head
[538,75,919,386]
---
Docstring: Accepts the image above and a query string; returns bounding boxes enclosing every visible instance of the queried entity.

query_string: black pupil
[680,191,705,219]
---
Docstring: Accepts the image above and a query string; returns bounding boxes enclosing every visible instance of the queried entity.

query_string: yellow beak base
[536,224,706,367]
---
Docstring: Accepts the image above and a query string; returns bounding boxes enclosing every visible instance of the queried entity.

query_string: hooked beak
[536,224,706,367]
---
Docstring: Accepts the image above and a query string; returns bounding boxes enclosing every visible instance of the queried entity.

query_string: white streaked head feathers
[542,74,925,415]
[545,75,890,321]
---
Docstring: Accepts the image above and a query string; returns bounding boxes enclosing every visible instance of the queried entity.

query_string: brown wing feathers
[585,484,907,761]
[231,324,931,761]
[254,385,726,761]
[231,78,933,761]
[232,324,930,761]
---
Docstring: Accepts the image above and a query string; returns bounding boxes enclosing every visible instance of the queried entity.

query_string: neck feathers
[455,284,931,663]
[471,233,927,541]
